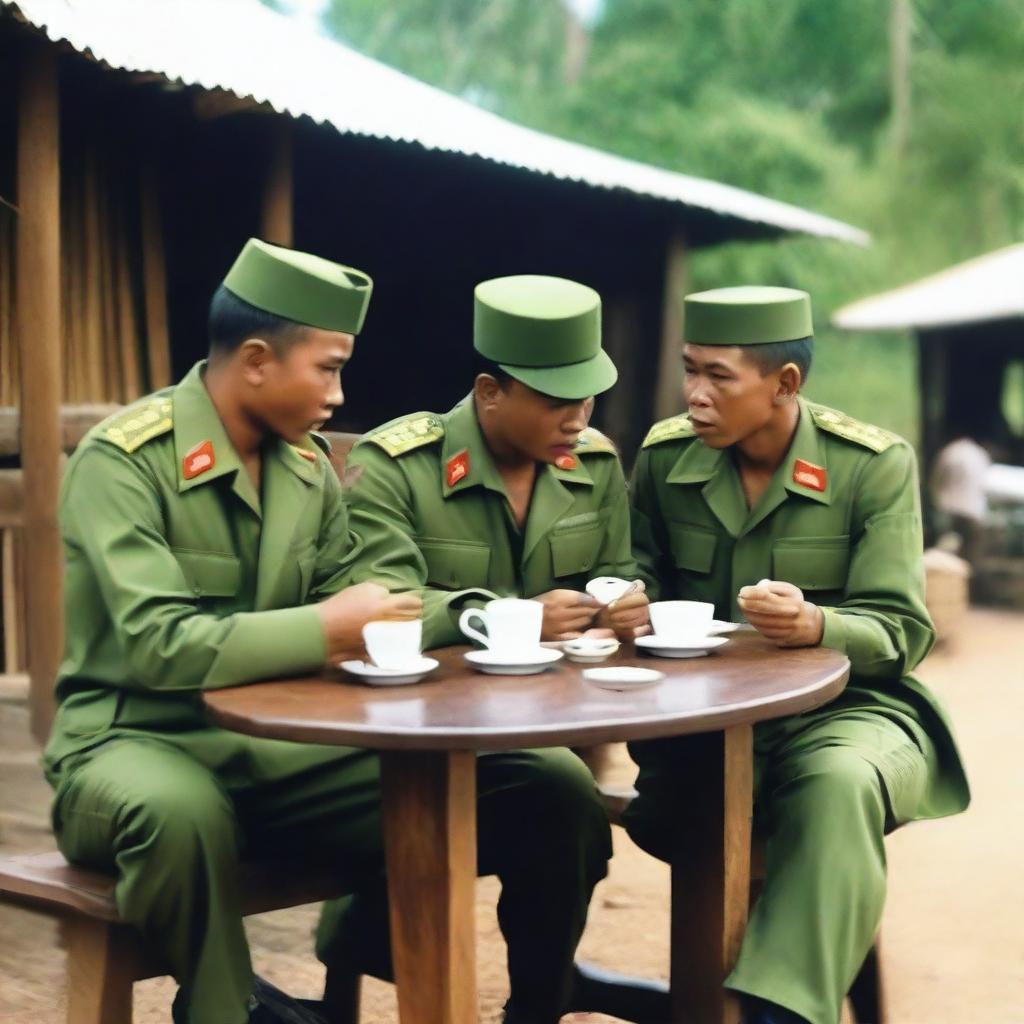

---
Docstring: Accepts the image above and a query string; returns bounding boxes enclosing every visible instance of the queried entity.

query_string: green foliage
[290,0,1024,445]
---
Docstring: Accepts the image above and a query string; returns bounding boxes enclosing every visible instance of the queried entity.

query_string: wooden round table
[205,632,849,1024]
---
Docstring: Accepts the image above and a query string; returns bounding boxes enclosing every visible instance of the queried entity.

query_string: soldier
[43,238,422,1024]
[323,274,650,1018]
[625,287,969,1024]
[339,274,650,646]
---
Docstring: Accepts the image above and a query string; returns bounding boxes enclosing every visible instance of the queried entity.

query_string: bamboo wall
[0,71,172,676]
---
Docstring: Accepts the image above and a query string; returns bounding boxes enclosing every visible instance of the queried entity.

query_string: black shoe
[249,976,327,1024]
[567,960,671,1023]
[742,995,809,1024]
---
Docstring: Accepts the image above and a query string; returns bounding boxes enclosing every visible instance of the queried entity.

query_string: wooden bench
[0,850,352,1024]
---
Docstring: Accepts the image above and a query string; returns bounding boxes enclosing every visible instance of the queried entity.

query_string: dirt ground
[1,608,1020,1023]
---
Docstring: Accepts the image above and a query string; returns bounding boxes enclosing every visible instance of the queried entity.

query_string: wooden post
[654,230,688,422]
[381,750,478,1024]
[261,118,294,247]
[669,725,753,1023]
[16,42,62,743]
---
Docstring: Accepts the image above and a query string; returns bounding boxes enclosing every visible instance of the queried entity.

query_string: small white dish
[340,656,439,686]
[563,637,621,664]
[708,620,741,635]
[464,647,563,675]
[635,635,730,659]
[585,577,636,605]
[583,666,664,691]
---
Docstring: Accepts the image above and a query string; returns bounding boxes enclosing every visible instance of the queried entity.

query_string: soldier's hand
[736,579,824,648]
[594,581,652,639]
[537,589,601,641]
[318,582,424,661]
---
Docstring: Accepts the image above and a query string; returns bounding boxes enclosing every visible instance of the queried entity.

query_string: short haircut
[471,352,515,388]
[207,285,309,355]
[741,336,813,384]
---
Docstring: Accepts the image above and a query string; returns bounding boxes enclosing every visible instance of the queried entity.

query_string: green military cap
[223,238,373,334]
[684,286,812,346]
[474,275,617,400]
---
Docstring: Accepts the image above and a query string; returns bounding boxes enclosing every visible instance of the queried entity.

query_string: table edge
[204,659,851,752]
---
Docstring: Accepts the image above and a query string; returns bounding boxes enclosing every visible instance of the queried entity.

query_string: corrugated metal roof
[834,243,1024,332]
[6,0,869,246]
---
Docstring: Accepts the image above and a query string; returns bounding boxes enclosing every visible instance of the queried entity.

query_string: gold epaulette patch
[101,399,173,454]
[642,415,696,449]
[809,404,898,454]
[574,426,618,456]
[364,413,445,457]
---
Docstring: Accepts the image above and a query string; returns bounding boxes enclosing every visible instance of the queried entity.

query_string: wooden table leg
[381,749,477,1024]
[669,724,753,1024]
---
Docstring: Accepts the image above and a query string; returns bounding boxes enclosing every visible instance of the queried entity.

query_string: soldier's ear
[239,338,274,387]
[473,373,503,410]
[775,362,802,403]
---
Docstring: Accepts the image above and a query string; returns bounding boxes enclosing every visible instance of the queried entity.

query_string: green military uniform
[322,276,629,1009]
[625,287,969,1024]
[342,403,635,647]
[340,274,635,648]
[44,247,608,1024]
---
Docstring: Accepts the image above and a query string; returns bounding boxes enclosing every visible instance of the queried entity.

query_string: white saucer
[464,647,564,675]
[563,638,621,664]
[340,656,439,686]
[635,635,730,659]
[708,620,741,635]
[583,666,664,691]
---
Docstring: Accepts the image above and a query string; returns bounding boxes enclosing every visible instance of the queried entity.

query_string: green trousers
[624,701,937,1024]
[50,729,611,1024]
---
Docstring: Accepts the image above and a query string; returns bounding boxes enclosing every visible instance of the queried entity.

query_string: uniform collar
[439,396,594,498]
[781,398,832,506]
[665,397,830,537]
[440,396,594,562]
[172,361,322,514]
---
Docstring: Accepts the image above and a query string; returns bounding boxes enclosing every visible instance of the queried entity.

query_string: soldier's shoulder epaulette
[641,415,697,449]
[309,431,332,455]
[808,403,899,454]
[574,426,618,457]
[362,412,445,457]
[98,397,174,454]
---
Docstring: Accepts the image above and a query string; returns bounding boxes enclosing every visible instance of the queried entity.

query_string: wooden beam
[669,726,753,1024]
[16,41,63,744]
[654,229,688,422]
[261,118,294,247]
[381,750,478,1024]
[0,470,24,529]
[0,403,122,457]
[140,164,171,390]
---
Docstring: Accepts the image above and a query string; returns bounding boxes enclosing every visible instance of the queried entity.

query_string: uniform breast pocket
[172,549,242,602]
[549,522,603,579]
[771,536,850,592]
[418,538,491,590]
[667,522,717,575]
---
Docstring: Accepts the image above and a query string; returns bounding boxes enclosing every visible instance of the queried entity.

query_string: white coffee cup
[363,619,423,670]
[458,598,543,658]
[648,600,714,641]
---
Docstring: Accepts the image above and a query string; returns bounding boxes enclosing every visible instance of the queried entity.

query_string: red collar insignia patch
[793,458,826,492]
[183,440,215,480]
[446,449,470,488]
[296,447,317,463]
[555,454,577,471]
